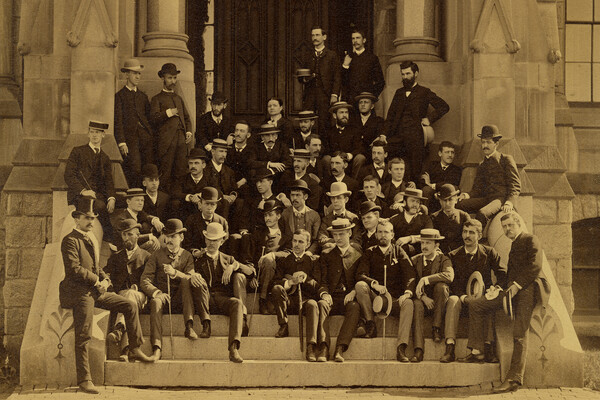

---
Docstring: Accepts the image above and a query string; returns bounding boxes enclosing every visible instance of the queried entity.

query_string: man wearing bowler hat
[431,184,471,254]
[150,63,193,190]
[410,228,454,362]
[171,147,211,222]
[292,111,319,150]
[142,164,170,221]
[325,101,366,178]
[140,219,196,360]
[248,124,293,178]
[353,92,385,151]
[183,186,229,254]
[278,149,321,211]
[115,59,154,187]
[456,125,521,228]
[205,138,239,219]
[358,200,382,251]
[389,188,433,256]
[281,180,321,256]
[59,197,152,394]
[64,120,117,240]
[196,91,231,151]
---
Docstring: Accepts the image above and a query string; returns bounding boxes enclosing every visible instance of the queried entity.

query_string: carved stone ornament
[470,0,521,54]
[67,0,118,48]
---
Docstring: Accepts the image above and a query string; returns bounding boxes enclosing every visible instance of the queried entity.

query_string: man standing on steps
[59,197,152,395]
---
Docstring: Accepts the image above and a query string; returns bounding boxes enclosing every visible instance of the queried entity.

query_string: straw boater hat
[117,218,142,233]
[123,188,146,198]
[399,188,427,201]
[258,124,281,135]
[326,182,352,197]
[359,200,382,216]
[162,219,186,236]
[89,120,109,131]
[187,147,209,159]
[203,222,227,241]
[477,125,502,140]
[211,138,231,149]
[295,111,318,120]
[295,68,312,78]
[288,179,311,194]
[466,271,485,299]
[328,101,353,114]
[435,184,461,200]
[326,218,355,232]
[419,228,445,241]
[373,290,393,319]
[292,149,311,159]
[208,91,228,104]
[71,196,98,218]
[120,59,144,73]
[354,92,378,103]
[158,63,180,78]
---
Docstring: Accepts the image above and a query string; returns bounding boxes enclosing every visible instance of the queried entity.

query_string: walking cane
[167,274,175,360]
[298,282,304,352]
[249,246,266,333]
[382,263,387,361]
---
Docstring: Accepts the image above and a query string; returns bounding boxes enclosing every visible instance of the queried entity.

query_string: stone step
[110,336,473,361]
[104,359,500,387]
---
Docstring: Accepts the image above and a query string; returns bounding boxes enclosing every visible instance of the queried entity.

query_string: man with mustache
[225,121,255,201]
[383,61,449,182]
[248,125,293,179]
[357,140,390,186]
[456,125,521,228]
[389,188,433,257]
[205,139,239,220]
[171,148,211,222]
[292,111,319,151]
[324,101,366,179]
[195,91,231,151]
[306,134,327,183]
[278,149,321,211]
[281,180,321,256]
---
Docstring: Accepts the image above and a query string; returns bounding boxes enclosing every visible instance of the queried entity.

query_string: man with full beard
[324,101,365,179]
[195,91,231,151]
[292,111,319,150]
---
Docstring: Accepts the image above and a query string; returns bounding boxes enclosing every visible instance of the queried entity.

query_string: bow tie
[315,50,324,57]
[334,213,345,218]
[441,166,448,171]
[294,211,305,218]
[374,165,385,171]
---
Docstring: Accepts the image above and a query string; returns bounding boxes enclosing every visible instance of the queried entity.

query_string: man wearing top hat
[281,180,321,256]
[431,184,471,254]
[359,200,382,251]
[292,111,319,151]
[353,92,385,151]
[140,219,196,360]
[141,164,171,222]
[410,228,454,362]
[389,188,433,256]
[183,186,230,253]
[196,91,231,151]
[325,101,366,178]
[278,149,321,211]
[104,219,153,362]
[317,218,363,362]
[205,138,239,219]
[64,120,117,240]
[318,182,362,252]
[150,63,193,190]
[248,124,293,178]
[355,218,416,361]
[189,222,256,362]
[115,59,154,188]
[442,219,505,363]
[171,147,211,222]
[342,29,385,104]
[59,197,152,394]
[456,125,521,228]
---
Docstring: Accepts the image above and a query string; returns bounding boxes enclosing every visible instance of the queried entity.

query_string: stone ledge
[567,173,600,195]
[573,314,600,337]
[11,138,64,167]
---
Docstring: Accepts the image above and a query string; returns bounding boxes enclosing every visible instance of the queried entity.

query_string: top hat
[71,196,98,218]
[163,219,187,236]
[121,58,144,73]
[326,182,352,197]
[435,183,461,200]
[158,63,180,78]
[292,149,311,159]
[200,186,220,202]
[360,200,382,216]
[354,92,378,103]
[209,91,228,104]
[288,179,311,194]
[477,125,502,140]
[328,101,353,114]
[295,68,312,78]
[211,138,231,149]
[188,147,209,160]
[373,291,393,319]
[466,271,485,299]
[258,124,281,135]
[327,218,355,232]
[399,188,427,201]
[263,199,284,214]
[141,164,160,179]
[124,188,147,198]
[419,228,445,241]
[203,222,227,241]
[89,120,109,130]
[117,218,142,233]
[295,110,318,121]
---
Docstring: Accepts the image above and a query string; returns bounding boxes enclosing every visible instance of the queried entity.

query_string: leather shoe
[458,352,484,363]
[333,345,345,363]
[129,347,154,363]
[79,380,99,394]
[432,327,442,343]
[306,343,317,362]
[107,323,124,344]
[275,323,289,338]
[242,314,249,337]
[185,321,198,340]
[439,343,455,363]
[484,342,499,363]
[410,347,424,363]
[493,380,519,393]
[229,342,243,363]
[259,298,269,315]
[151,347,162,361]
[356,319,366,338]
[396,344,409,362]
[199,320,211,339]
[316,343,329,362]
[365,320,377,338]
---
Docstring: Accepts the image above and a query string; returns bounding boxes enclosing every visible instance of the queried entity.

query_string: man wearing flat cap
[115,59,154,188]
[325,101,366,179]
[457,125,521,228]
[150,63,193,191]
[64,120,117,240]
[196,91,232,151]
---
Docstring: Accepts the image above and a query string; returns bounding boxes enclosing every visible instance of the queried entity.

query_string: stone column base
[142,32,193,61]
[390,37,442,63]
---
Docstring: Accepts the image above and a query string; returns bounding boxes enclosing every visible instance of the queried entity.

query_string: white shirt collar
[126,208,139,220]
[354,48,365,55]
[126,245,139,259]
[334,173,345,182]
[268,226,281,235]
[88,143,101,152]
[126,84,137,92]
[270,114,282,124]
[146,191,158,204]
[404,210,417,223]
[211,113,222,124]
[486,150,498,160]
[75,228,91,237]
[191,173,203,183]
[162,88,175,93]
[206,251,219,260]
[234,143,247,151]
[379,244,391,254]
[465,246,478,256]
[360,113,371,125]
[212,160,222,172]
[293,205,307,215]
[315,45,325,53]
[337,244,350,256]
[391,179,403,188]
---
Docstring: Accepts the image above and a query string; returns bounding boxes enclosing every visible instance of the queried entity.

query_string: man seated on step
[419,140,462,214]
[248,124,293,180]
[141,164,171,222]
[355,218,416,362]
[277,149,321,211]
[170,148,211,222]
[380,158,415,217]
[104,219,154,362]
[110,188,163,252]
[389,188,433,257]
[318,182,362,253]
[431,184,471,254]
[280,180,321,257]
[313,218,362,363]
[205,138,240,220]
[183,187,230,255]
[358,201,382,252]
[189,222,256,363]
[321,152,360,213]
[410,229,453,363]
[356,140,391,185]
[441,219,505,363]
[271,229,328,362]
[355,175,388,217]
[140,219,195,361]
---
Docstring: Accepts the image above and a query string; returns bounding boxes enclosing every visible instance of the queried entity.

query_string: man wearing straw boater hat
[389,187,433,256]
[115,58,154,187]
[355,218,416,362]
[292,111,319,150]
[410,228,453,363]
[59,197,152,394]
[140,219,195,361]
[318,181,361,253]
[442,219,504,363]
[430,183,471,254]
[248,124,293,178]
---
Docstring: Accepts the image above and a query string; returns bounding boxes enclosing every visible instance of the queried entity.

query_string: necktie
[442,165,448,171]
[374,165,384,171]
[266,146,272,152]
[94,148,100,155]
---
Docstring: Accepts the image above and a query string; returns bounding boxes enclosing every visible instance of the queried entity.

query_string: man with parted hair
[420,140,462,213]
[381,157,415,214]
[357,140,390,184]
[342,27,385,103]
[196,91,231,151]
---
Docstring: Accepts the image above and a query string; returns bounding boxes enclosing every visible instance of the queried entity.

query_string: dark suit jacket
[307,158,327,183]
[194,252,253,295]
[317,245,362,295]
[104,246,151,293]
[109,208,155,249]
[248,140,293,173]
[143,190,170,221]
[342,50,385,101]
[419,161,462,189]
[204,161,238,197]
[360,230,380,252]
[195,111,232,149]
[355,114,385,150]
[244,193,277,232]
[357,163,390,185]
[281,206,321,254]
[172,173,212,201]
[262,117,295,149]
[357,244,416,298]
[140,247,194,296]
[389,212,433,243]
[64,145,116,205]
[278,171,321,211]
[249,221,293,263]
[150,90,192,158]
[183,212,229,252]
[114,86,153,147]
[431,209,471,254]
[324,125,365,157]
[380,180,409,210]
[272,253,322,298]
[226,143,256,188]
[470,152,521,205]
[301,48,342,97]
[290,130,315,151]
[507,232,550,306]
[448,244,505,297]
[411,252,454,284]
[318,209,362,250]
[321,175,360,213]
[59,230,108,307]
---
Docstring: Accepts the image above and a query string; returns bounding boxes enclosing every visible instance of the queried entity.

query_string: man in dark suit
[64,120,116,240]
[183,187,229,254]
[389,188,433,256]
[381,158,415,215]
[195,91,231,151]
[318,182,362,252]
[142,164,171,221]
[358,201,382,252]
[114,59,154,188]
[205,139,239,219]
[321,152,360,213]
[306,134,327,183]
[324,102,366,178]
[457,125,521,228]
[170,148,211,222]
[384,61,449,182]
[357,140,390,185]
[150,63,193,190]
[292,111,319,151]
[278,149,321,211]
[353,93,385,154]
[280,180,321,256]
[355,175,388,216]
[263,97,295,148]
[299,27,341,132]
[463,213,549,393]
[342,29,385,104]
[59,198,152,394]
[225,121,255,201]
[420,141,462,213]
[248,125,293,179]
[431,184,471,254]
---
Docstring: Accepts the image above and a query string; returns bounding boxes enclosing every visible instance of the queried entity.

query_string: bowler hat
[295,110,318,121]
[292,149,311,159]
[117,218,142,233]
[163,219,186,236]
[435,184,460,200]
[203,222,227,241]
[200,187,220,202]
[263,199,283,214]
[124,188,147,198]
[373,291,393,319]
[89,120,109,130]
[354,92,377,103]
[158,63,180,78]
[254,168,275,181]
[466,271,485,299]
[121,58,144,73]
[477,125,502,140]
[211,138,231,149]
[288,179,311,194]
[327,218,355,232]
[258,124,281,135]
[360,200,382,216]
[71,196,98,218]
[326,182,352,197]
[187,147,209,160]
[328,101,353,114]
[141,164,160,179]
[399,188,427,201]
[209,91,228,104]
[419,228,445,241]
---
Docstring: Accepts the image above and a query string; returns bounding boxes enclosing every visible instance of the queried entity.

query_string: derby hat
[187,147,209,159]
[327,182,352,197]
[435,183,460,200]
[288,179,311,194]
[399,188,427,201]
[141,164,160,179]
[89,120,109,130]
[373,290,393,319]
[360,200,382,216]
[203,222,227,241]
[292,149,311,159]
[158,63,180,78]
[71,196,98,218]
[253,167,275,181]
[354,92,378,103]
[121,58,144,73]
[117,218,142,233]
[200,186,220,202]
[328,101,353,114]
[477,125,502,140]
[124,188,146,198]
[422,125,435,146]
[258,124,281,135]
[327,218,355,232]
[209,91,228,104]
[263,199,284,214]
[466,271,485,299]
[419,228,445,241]
[163,219,187,236]
[211,138,231,149]
[295,110,318,120]
[295,68,312,78]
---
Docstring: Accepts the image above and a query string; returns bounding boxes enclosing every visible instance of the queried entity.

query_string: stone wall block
[581,194,598,220]
[20,248,44,279]
[533,199,557,224]
[0,193,7,229]
[45,216,52,245]
[572,196,583,222]
[5,216,46,248]
[558,285,575,316]
[533,224,572,259]
[5,248,21,278]
[557,258,573,286]
[4,334,23,369]
[6,193,22,216]
[5,307,30,335]
[3,279,35,309]
[21,193,52,216]
[558,200,573,224]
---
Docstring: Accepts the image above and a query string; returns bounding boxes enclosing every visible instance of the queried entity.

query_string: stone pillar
[389,0,442,63]
[142,0,192,60]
